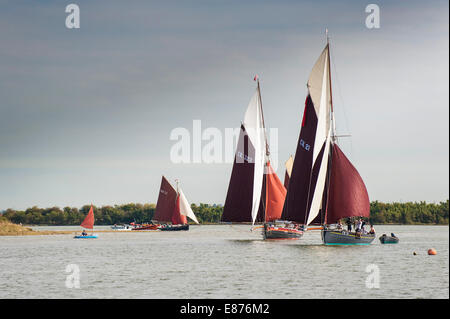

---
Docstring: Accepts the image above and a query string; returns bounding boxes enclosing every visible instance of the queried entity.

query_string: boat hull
[379,236,399,244]
[263,224,303,240]
[74,235,98,239]
[159,224,189,231]
[322,230,375,245]
[132,224,159,231]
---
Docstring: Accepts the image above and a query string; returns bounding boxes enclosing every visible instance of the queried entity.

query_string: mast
[323,30,335,225]
[256,76,270,222]
[256,77,270,157]
[327,31,337,144]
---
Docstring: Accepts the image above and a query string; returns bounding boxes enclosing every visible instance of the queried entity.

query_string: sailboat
[282,34,375,245]
[152,176,199,231]
[221,78,300,239]
[74,204,98,239]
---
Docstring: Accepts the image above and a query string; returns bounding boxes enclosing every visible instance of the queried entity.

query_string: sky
[0,0,448,210]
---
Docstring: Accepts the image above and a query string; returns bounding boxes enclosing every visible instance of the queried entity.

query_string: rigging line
[329,48,353,159]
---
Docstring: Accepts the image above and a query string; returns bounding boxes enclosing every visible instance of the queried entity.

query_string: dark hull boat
[263,224,303,240]
[379,235,399,244]
[159,224,189,231]
[322,230,375,245]
[132,224,159,231]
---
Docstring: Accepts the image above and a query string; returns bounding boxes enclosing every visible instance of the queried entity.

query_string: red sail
[281,95,318,223]
[221,125,264,223]
[80,205,94,229]
[171,195,188,225]
[265,162,287,222]
[325,144,370,224]
[153,176,178,223]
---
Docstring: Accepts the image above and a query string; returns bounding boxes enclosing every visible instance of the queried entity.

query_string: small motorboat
[379,233,399,244]
[111,224,134,230]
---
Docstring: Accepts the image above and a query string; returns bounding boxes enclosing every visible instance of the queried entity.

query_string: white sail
[306,128,331,225]
[309,45,331,164]
[306,44,332,224]
[178,188,199,224]
[243,89,266,225]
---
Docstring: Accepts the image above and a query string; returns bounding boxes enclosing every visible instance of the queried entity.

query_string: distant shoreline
[1,200,448,226]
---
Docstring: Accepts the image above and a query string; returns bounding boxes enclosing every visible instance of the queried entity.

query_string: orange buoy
[428,248,437,255]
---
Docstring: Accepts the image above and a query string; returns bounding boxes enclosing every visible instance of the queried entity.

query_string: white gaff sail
[243,89,266,225]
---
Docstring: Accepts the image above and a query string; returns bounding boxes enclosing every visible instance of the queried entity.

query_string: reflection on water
[0,225,448,299]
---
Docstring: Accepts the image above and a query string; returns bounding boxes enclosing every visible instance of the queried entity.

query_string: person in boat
[346,218,352,232]
[337,220,343,230]
[369,225,376,234]
[391,233,397,238]
[361,220,366,233]
[81,229,87,236]
[355,219,362,232]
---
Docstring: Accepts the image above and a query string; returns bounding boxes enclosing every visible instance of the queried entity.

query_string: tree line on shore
[0,200,448,226]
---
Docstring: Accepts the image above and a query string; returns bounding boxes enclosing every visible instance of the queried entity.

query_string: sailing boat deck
[322,230,375,245]
[263,224,303,240]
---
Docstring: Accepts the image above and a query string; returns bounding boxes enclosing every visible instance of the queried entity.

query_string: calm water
[0,225,448,299]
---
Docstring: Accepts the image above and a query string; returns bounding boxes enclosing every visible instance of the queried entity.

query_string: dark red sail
[325,144,370,224]
[281,95,318,223]
[80,205,94,229]
[153,176,177,223]
[221,125,264,223]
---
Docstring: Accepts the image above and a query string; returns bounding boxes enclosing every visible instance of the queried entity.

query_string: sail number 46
[224,303,269,314]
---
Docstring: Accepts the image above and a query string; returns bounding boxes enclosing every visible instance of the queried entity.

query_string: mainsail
[282,44,332,225]
[81,205,94,229]
[153,176,177,222]
[324,144,370,224]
